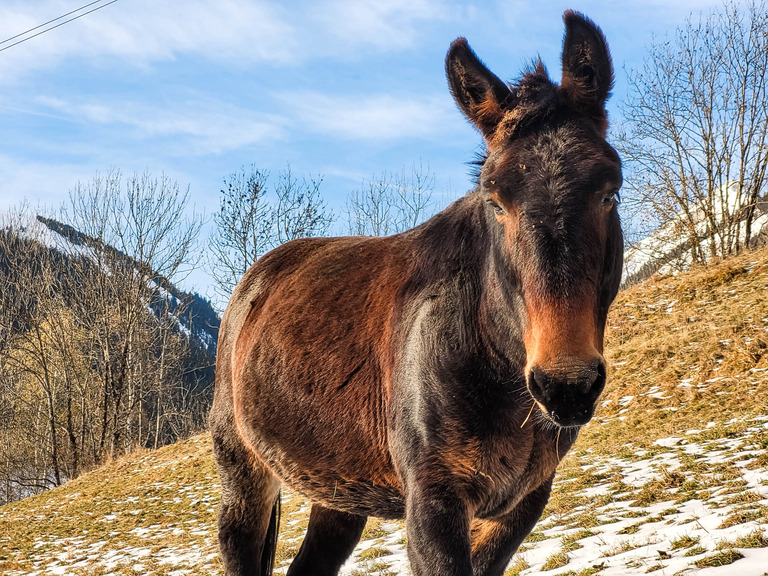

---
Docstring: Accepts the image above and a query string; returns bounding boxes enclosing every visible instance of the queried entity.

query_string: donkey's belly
[285,470,405,519]
[244,431,406,518]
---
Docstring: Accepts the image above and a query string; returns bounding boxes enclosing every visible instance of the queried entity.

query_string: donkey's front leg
[405,479,473,576]
[470,476,554,576]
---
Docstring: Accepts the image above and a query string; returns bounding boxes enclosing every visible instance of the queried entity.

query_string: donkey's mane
[505,61,560,135]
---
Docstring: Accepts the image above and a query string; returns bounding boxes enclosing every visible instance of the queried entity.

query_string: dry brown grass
[0,435,223,575]
[582,247,768,451]
[694,548,744,568]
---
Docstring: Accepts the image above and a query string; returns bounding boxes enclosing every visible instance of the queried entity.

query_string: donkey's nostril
[528,366,550,403]
[571,360,605,393]
[585,365,599,387]
[590,361,607,398]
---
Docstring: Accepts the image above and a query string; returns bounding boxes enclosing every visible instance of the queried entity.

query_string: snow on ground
[2,426,768,575]
[508,420,768,576]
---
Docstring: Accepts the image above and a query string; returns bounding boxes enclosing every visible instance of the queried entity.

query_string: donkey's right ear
[446,38,511,140]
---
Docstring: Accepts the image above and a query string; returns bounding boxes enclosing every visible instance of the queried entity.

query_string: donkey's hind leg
[286,504,367,576]
[213,430,281,576]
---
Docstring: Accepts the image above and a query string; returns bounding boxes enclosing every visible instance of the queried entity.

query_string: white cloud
[33,95,287,155]
[0,0,454,84]
[278,91,458,141]
[0,0,298,83]
[307,0,450,52]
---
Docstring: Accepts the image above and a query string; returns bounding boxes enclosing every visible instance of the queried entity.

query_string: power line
[0,0,107,46]
[0,0,120,54]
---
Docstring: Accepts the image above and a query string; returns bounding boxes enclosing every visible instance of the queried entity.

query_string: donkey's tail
[261,491,281,576]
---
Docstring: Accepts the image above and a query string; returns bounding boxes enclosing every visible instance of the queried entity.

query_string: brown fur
[211,11,622,576]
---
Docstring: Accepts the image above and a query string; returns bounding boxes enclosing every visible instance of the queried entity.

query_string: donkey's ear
[446,38,511,140]
[560,11,613,116]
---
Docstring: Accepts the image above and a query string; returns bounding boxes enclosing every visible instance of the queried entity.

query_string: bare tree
[617,0,768,265]
[345,172,396,237]
[273,166,332,245]
[0,207,94,496]
[345,161,435,236]
[208,166,271,300]
[0,175,213,503]
[208,164,334,303]
[63,170,205,460]
[0,231,64,488]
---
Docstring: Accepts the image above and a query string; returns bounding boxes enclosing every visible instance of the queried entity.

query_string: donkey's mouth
[531,397,595,428]
[526,364,606,428]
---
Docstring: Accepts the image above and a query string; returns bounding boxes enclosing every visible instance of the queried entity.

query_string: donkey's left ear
[560,11,613,117]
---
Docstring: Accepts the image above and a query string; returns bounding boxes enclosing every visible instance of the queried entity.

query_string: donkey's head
[446,12,623,427]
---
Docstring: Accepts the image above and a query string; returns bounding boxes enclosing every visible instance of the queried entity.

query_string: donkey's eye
[602,189,620,208]
[487,200,506,216]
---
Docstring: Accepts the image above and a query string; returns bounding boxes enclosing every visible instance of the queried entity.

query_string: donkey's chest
[470,428,572,519]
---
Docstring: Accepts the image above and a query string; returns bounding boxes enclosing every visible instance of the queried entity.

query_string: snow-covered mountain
[0,210,219,353]
[623,189,768,287]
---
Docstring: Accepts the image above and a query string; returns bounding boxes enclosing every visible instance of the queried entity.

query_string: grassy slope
[2,247,768,576]
[588,249,768,450]
[0,435,222,575]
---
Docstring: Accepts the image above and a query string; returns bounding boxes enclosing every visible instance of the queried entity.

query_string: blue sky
[0,0,730,294]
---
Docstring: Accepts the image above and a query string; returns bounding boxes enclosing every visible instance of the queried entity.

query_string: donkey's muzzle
[527,361,606,427]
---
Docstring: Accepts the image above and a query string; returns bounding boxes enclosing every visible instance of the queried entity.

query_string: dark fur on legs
[213,429,281,576]
[470,477,554,576]
[286,504,367,576]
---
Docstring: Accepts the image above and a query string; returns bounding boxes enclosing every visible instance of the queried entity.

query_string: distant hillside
[0,212,221,503]
[18,215,219,350]
[0,213,220,396]
[622,193,768,287]
[1,247,768,575]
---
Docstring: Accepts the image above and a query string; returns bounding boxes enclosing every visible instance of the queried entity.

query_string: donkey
[210,10,623,576]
